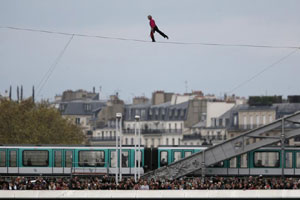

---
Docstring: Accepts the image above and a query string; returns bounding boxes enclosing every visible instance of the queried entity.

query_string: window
[131,138,134,145]
[121,151,129,167]
[162,109,165,115]
[65,151,73,167]
[84,104,91,111]
[243,116,247,129]
[254,152,279,167]
[256,115,260,126]
[135,109,140,116]
[178,138,180,145]
[75,118,80,125]
[210,161,224,168]
[296,152,300,168]
[155,108,159,115]
[54,151,62,167]
[0,151,6,167]
[135,150,142,167]
[79,151,105,167]
[9,151,17,167]
[184,151,192,158]
[160,151,168,167]
[240,153,248,168]
[141,109,146,119]
[263,115,266,125]
[172,138,175,145]
[229,157,237,168]
[151,138,155,147]
[149,109,152,115]
[173,152,181,162]
[286,152,293,168]
[250,116,253,129]
[110,151,117,167]
[128,109,131,120]
[125,138,128,145]
[234,116,237,126]
[269,115,273,123]
[23,150,49,167]
[166,138,169,145]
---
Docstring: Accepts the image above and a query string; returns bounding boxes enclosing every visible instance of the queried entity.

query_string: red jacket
[149,19,156,28]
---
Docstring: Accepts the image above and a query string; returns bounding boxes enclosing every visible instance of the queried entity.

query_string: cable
[1,26,300,49]
[36,34,74,96]
[227,48,299,94]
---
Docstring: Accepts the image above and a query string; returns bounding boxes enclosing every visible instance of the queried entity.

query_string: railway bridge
[142,111,300,180]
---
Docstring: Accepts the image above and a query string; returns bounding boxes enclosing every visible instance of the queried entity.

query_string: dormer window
[59,104,66,111]
[174,109,178,117]
[84,104,91,111]
[155,108,159,115]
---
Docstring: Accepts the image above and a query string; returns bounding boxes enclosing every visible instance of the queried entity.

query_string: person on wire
[148,15,168,42]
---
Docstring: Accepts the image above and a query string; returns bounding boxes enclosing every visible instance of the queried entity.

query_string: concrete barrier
[1,190,300,199]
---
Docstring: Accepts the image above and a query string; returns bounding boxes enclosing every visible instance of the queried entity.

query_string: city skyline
[1,0,300,102]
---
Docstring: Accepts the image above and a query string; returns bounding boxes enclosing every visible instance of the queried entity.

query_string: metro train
[1,145,300,176]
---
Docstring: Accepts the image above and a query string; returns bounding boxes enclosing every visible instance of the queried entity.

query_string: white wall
[206,102,234,127]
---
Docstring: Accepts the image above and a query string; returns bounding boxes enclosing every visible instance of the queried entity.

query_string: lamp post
[116,113,123,182]
[134,115,140,182]
[116,113,122,184]
[137,118,141,180]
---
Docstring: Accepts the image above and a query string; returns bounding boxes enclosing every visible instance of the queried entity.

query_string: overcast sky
[1,0,300,103]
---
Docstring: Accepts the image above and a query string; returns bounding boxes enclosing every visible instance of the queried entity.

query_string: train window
[160,151,168,167]
[54,151,62,167]
[296,152,300,168]
[110,151,117,167]
[0,151,5,167]
[121,151,129,167]
[210,161,224,168]
[285,152,293,168]
[65,151,73,167]
[135,151,142,167]
[79,151,105,167]
[229,157,237,168]
[240,153,248,168]
[184,151,192,158]
[254,152,279,167]
[23,150,49,167]
[9,151,17,167]
[173,152,181,162]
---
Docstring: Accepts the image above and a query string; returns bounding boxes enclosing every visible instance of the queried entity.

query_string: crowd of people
[0,175,300,190]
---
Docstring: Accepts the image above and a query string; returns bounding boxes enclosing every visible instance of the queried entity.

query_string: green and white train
[1,145,300,176]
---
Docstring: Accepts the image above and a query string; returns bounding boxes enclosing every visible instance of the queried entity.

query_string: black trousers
[150,26,168,42]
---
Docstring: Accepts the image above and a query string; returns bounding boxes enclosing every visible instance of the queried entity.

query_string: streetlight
[134,115,140,182]
[116,113,122,184]
[137,116,141,180]
[117,113,123,182]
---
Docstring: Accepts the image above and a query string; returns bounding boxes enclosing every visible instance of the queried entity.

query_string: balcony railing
[122,129,183,134]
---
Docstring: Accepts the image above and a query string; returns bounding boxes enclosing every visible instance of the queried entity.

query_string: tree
[0,99,85,144]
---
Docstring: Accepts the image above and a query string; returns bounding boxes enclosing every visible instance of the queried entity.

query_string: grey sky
[1,0,300,103]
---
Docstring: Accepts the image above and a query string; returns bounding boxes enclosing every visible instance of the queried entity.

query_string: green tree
[0,99,85,144]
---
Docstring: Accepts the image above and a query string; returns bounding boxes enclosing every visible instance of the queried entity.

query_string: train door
[121,150,130,174]
[172,150,182,163]
[7,149,18,174]
[159,150,169,168]
[0,149,7,174]
[109,149,117,174]
[53,150,63,174]
[63,149,74,174]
